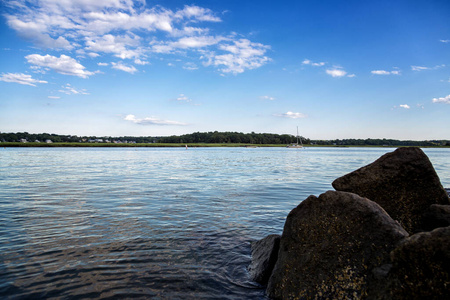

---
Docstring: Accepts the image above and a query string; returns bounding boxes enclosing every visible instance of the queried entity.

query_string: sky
[0,0,449,140]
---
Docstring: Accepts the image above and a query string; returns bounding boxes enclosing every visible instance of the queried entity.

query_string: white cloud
[6,1,271,75]
[371,70,390,75]
[176,36,223,49]
[440,39,450,43]
[171,26,209,37]
[260,95,276,100]
[176,94,192,102]
[432,95,450,104]
[15,0,142,14]
[25,54,96,78]
[204,39,271,74]
[4,2,219,46]
[183,62,198,70]
[124,114,187,125]
[411,65,445,71]
[174,5,221,22]
[399,104,410,109]
[411,66,429,71]
[0,72,47,86]
[275,111,307,119]
[98,62,108,66]
[111,62,137,73]
[302,59,325,67]
[81,8,174,35]
[58,83,89,95]
[134,59,149,65]
[303,60,354,77]
[85,34,142,59]
[371,70,401,75]
[326,68,347,78]
[6,16,74,50]
[151,35,224,54]
[48,96,61,99]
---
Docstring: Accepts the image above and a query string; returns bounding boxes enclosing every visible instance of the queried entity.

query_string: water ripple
[1,147,448,299]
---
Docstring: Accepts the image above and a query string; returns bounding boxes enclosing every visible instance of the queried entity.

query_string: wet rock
[248,234,280,285]
[332,147,449,234]
[420,204,450,232]
[266,191,408,300]
[377,226,450,300]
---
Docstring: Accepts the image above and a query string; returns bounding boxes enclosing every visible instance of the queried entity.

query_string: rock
[332,147,449,234]
[420,204,450,232]
[248,234,280,285]
[376,226,450,300]
[266,191,408,300]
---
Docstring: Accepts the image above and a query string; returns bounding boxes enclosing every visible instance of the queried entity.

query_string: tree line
[311,138,450,147]
[1,131,448,146]
[0,132,155,143]
[158,131,308,144]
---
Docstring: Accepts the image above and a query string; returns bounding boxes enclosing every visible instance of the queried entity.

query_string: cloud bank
[25,54,97,78]
[4,1,271,75]
[0,72,47,86]
[432,95,450,104]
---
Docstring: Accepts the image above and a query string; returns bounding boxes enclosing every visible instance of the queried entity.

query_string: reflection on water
[1,147,449,299]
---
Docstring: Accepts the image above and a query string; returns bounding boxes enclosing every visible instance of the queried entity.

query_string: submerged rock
[266,191,408,300]
[248,234,280,285]
[375,226,450,300]
[332,147,449,234]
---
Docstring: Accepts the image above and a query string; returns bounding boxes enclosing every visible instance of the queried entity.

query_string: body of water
[1,147,449,299]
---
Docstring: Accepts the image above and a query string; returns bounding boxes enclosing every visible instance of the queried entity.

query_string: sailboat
[287,126,303,148]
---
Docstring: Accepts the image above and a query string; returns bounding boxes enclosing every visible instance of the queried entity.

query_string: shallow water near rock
[1,147,449,299]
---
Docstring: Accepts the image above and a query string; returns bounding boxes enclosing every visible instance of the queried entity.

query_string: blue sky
[0,0,449,140]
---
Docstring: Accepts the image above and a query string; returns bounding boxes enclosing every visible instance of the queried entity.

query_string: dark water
[1,147,449,299]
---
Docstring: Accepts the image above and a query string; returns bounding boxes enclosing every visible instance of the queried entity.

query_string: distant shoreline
[1,142,449,148]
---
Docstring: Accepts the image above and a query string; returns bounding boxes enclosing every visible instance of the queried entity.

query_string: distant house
[45,139,52,143]
[20,139,27,143]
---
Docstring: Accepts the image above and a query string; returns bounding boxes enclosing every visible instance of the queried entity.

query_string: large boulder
[266,191,408,300]
[375,226,450,300]
[248,234,280,285]
[420,204,450,231]
[332,147,449,234]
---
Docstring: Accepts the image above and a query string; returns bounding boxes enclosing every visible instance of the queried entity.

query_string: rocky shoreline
[249,147,450,299]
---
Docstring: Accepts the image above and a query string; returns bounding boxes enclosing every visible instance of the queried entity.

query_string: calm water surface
[1,147,449,299]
